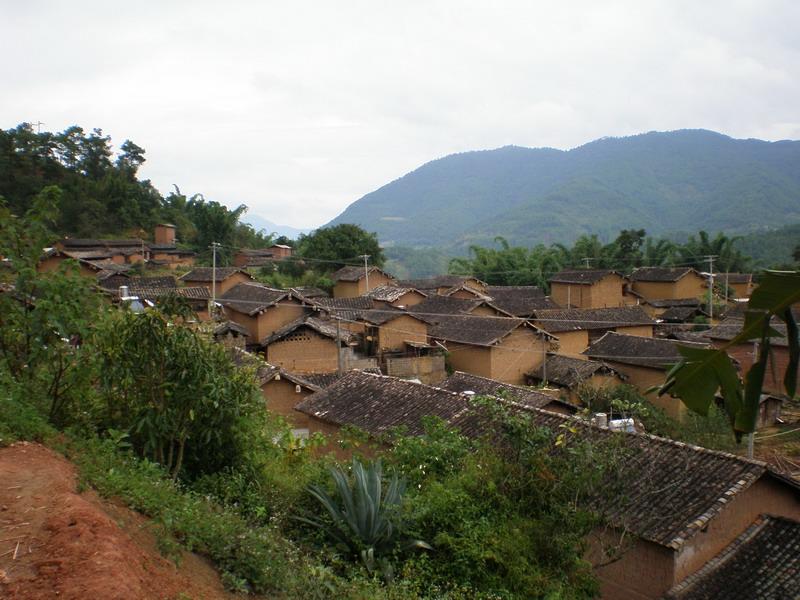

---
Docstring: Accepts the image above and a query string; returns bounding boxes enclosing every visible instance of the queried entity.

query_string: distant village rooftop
[630,266,701,282]
[549,269,623,285]
[583,331,705,368]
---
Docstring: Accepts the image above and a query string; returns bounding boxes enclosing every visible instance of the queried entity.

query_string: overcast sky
[3,1,799,229]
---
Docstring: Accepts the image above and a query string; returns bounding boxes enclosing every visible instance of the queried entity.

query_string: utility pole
[706,255,716,321]
[361,254,371,291]
[211,242,219,316]
[748,339,759,459]
[33,121,44,134]
[336,316,344,374]
[583,257,591,269]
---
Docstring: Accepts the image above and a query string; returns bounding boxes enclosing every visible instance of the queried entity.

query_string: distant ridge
[327,129,800,249]
[244,214,310,239]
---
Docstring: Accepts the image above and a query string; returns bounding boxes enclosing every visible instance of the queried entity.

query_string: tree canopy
[296,223,385,271]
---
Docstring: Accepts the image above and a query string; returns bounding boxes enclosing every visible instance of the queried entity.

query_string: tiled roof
[527,354,626,388]
[705,318,790,348]
[630,267,700,282]
[439,371,574,411]
[313,296,374,311]
[126,276,177,290]
[228,347,279,385]
[134,286,210,301]
[531,306,654,333]
[262,315,356,346]
[290,286,328,299]
[63,249,114,260]
[646,298,702,309]
[213,321,250,337]
[485,286,557,316]
[429,314,540,346]
[549,270,623,285]
[716,273,753,285]
[406,295,488,318]
[295,370,784,549]
[583,332,707,369]
[366,285,426,303]
[660,306,705,322]
[180,267,248,283]
[332,265,392,283]
[218,282,293,316]
[237,248,276,257]
[60,238,144,248]
[358,308,428,326]
[665,515,800,599]
[295,370,476,437]
[312,295,373,321]
[395,275,485,290]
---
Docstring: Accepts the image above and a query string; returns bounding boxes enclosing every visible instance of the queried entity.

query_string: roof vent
[119,285,129,297]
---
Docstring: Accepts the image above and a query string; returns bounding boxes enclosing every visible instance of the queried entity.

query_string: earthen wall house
[373,314,429,353]
[332,267,395,298]
[181,268,253,296]
[443,326,550,386]
[266,328,341,373]
[590,474,800,599]
[228,300,308,342]
[154,224,176,246]
[549,270,627,309]
[630,267,706,301]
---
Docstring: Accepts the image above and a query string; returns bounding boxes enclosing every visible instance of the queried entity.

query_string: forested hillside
[0,123,270,261]
[328,129,800,248]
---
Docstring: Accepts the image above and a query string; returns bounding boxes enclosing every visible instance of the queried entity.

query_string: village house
[354,308,444,383]
[526,353,627,404]
[233,248,278,268]
[429,314,555,385]
[630,266,707,301]
[218,283,310,343]
[51,224,196,270]
[263,315,377,374]
[716,272,755,299]
[309,296,374,334]
[582,332,707,419]
[293,370,800,600]
[484,285,559,316]
[438,370,576,415]
[95,274,211,319]
[179,267,253,296]
[331,265,395,298]
[407,293,511,319]
[641,297,705,320]
[148,224,196,268]
[365,284,427,308]
[663,514,800,599]
[529,306,654,357]
[37,248,114,278]
[549,269,627,309]
[395,275,488,296]
[212,321,250,349]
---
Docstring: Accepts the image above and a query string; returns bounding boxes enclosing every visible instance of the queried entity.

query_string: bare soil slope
[0,442,240,600]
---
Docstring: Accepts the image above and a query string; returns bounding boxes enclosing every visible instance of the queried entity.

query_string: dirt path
[0,442,243,600]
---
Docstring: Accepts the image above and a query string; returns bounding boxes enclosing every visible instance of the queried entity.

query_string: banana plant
[657,270,800,440]
[296,458,431,580]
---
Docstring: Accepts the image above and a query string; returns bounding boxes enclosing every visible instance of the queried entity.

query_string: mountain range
[327,129,800,249]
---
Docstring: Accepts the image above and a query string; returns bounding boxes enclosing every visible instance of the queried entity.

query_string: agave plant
[297,458,431,579]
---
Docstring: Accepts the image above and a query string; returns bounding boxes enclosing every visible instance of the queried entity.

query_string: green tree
[297,223,384,270]
[94,307,263,479]
[0,187,100,425]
